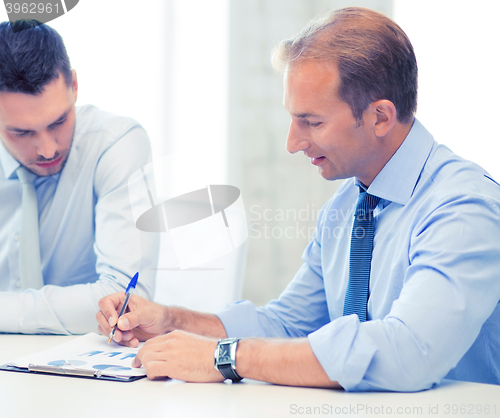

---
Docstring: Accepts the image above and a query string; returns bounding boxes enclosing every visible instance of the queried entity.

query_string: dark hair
[0,20,72,94]
[272,7,418,123]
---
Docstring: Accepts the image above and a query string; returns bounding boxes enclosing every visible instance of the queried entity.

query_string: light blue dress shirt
[217,119,500,392]
[0,105,158,334]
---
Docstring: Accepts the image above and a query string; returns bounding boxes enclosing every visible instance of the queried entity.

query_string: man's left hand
[132,330,225,382]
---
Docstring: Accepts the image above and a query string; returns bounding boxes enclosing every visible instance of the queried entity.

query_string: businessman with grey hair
[97,7,500,392]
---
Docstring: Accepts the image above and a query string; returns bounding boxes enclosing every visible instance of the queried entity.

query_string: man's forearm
[167,306,227,339]
[235,337,340,388]
[0,284,113,335]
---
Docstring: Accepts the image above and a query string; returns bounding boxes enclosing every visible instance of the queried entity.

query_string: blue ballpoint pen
[108,272,139,344]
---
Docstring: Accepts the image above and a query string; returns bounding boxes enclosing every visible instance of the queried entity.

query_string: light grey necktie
[16,166,44,290]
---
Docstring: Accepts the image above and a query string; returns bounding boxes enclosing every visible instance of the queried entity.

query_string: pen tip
[108,336,112,344]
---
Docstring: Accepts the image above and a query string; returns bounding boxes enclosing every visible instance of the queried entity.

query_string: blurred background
[2,0,499,309]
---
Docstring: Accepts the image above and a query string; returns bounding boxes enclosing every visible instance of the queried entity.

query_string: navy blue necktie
[343,188,380,322]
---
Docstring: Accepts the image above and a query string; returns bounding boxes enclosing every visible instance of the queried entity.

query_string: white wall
[168,0,229,185]
[394,0,500,179]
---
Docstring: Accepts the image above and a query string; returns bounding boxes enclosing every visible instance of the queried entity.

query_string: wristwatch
[214,338,243,382]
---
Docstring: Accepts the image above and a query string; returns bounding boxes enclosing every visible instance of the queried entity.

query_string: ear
[71,69,78,102]
[370,100,397,138]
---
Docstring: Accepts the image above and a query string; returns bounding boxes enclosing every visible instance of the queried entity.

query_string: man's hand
[132,330,225,382]
[97,293,170,347]
[97,293,227,347]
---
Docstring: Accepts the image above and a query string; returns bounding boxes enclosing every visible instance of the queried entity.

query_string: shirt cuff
[308,314,378,391]
[216,300,265,338]
[0,292,23,333]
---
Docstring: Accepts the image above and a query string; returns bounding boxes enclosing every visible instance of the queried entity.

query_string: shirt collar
[365,118,435,206]
[0,140,21,179]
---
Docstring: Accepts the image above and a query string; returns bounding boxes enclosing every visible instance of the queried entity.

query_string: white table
[1,335,499,418]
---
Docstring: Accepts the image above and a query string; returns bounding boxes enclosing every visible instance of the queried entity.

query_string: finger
[134,351,168,372]
[132,344,160,367]
[110,328,124,343]
[119,330,134,342]
[116,331,140,348]
[106,328,133,344]
[97,316,125,341]
[128,337,140,348]
[117,310,147,331]
[133,337,172,369]
[95,310,111,333]
[143,360,170,380]
[112,338,139,348]
[98,293,126,327]
[103,329,139,348]
[132,354,142,368]
[133,340,160,366]
[97,324,107,337]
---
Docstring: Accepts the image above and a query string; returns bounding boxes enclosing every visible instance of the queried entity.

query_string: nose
[36,132,58,160]
[286,120,309,154]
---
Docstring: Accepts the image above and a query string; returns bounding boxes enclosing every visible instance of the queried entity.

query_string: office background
[1,0,498,308]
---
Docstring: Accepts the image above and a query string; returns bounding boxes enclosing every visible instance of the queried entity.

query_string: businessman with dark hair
[0,20,158,334]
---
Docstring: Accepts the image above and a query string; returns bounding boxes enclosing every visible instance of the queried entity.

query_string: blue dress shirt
[0,105,158,334]
[217,119,500,392]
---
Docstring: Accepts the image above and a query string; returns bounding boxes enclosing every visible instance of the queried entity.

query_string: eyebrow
[295,112,321,118]
[5,106,72,132]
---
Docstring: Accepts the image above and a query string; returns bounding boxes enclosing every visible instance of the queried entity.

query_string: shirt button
[16,280,22,288]
[14,234,20,241]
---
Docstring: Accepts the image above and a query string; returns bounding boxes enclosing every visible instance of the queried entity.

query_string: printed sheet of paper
[8,332,145,379]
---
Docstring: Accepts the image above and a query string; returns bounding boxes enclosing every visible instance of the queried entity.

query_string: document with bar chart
[1,333,146,381]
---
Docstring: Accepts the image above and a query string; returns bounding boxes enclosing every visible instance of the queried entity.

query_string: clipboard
[0,363,145,382]
[0,332,147,382]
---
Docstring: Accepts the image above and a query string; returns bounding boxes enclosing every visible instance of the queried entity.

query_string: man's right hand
[97,293,170,347]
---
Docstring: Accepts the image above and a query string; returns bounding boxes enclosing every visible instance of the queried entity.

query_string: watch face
[219,344,231,362]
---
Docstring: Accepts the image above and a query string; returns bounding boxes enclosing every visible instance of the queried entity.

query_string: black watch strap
[218,364,242,382]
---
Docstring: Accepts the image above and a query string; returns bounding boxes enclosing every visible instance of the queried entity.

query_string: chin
[27,155,68,177]
[319,169,337,181]
[319,168,348,182]
[41,167,64,176]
